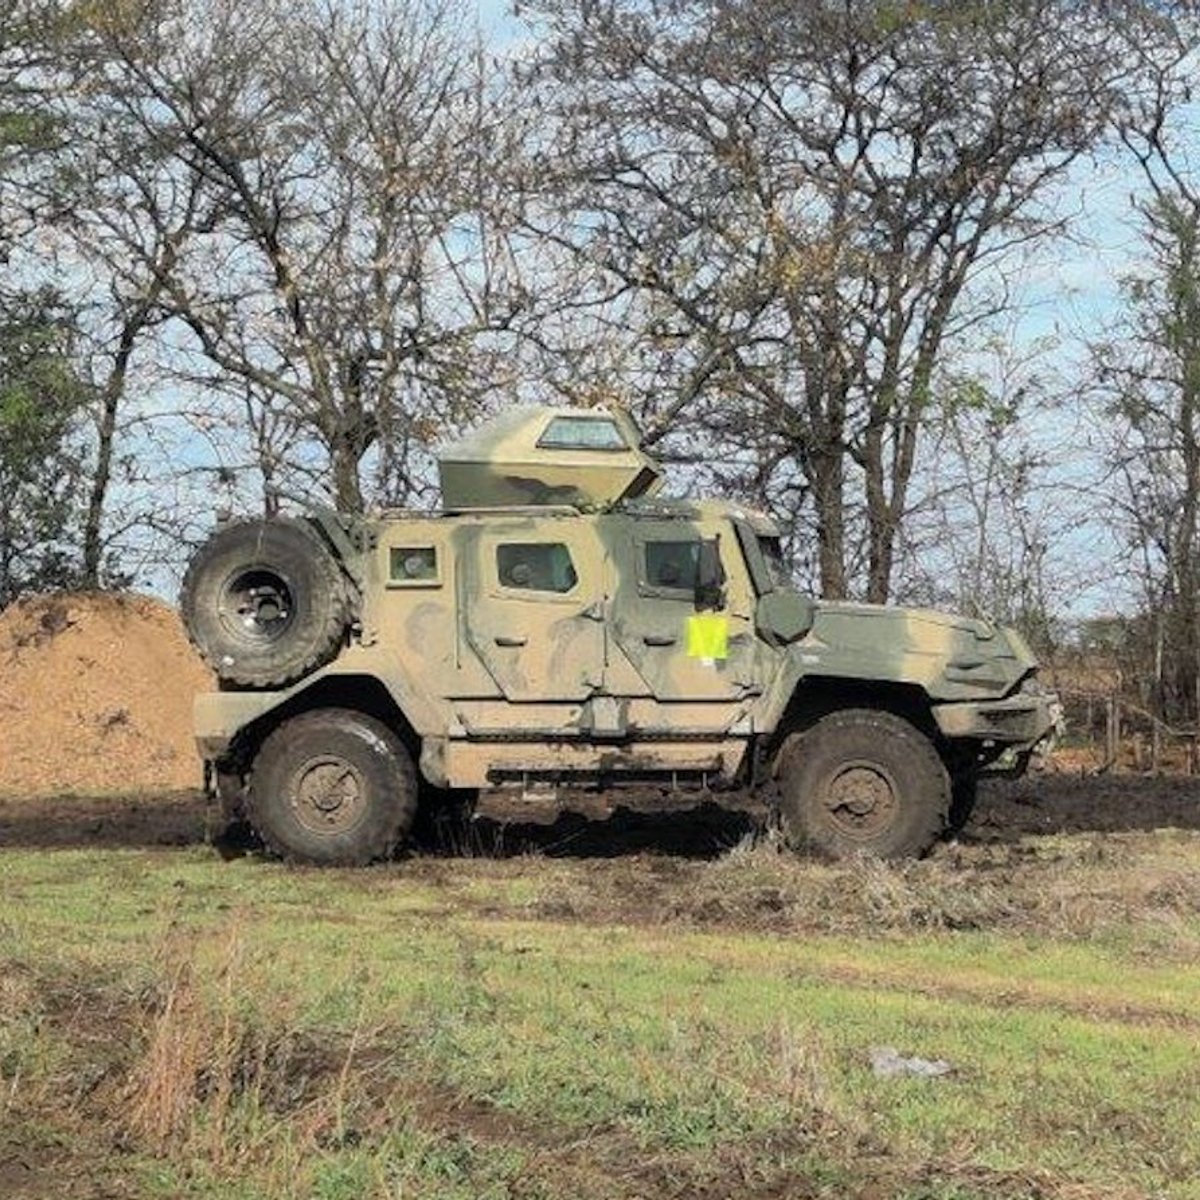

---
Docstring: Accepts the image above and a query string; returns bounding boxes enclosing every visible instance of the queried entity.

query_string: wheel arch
[209,673,424,809]
[771,675,937,750]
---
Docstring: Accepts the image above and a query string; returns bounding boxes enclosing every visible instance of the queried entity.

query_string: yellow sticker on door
[686,613,729,664]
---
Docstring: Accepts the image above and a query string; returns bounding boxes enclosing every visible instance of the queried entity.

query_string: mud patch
[2,775,1199,860]
[0,790,209,849]
[420,793,760,860]
[979,774,1200,837]
[0,1141,138,1200]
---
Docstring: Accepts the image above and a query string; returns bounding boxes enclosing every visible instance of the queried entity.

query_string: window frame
[535,414,629,452]
[493,539,581,598]
[386,543,442,588]
[636,535,707,600]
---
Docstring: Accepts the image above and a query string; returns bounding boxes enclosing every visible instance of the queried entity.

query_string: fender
[194,650,445,761]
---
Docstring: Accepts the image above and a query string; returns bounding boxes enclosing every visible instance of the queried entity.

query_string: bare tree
[1087,11,1200,725]
[1,1,59,264]
[42,72,227,580]
[79,0,525,513]
[4,0,212,587]
[1095,200,1200,723]
[521,0,1189,601]
[897,339,1090,655]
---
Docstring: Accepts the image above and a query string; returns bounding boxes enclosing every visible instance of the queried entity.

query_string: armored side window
[537,415,628,451]
[643,540,701,591]
[389,545,439,585]
[496,542,578,593]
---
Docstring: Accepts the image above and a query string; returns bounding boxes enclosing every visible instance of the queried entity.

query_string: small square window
[389,545,438,584]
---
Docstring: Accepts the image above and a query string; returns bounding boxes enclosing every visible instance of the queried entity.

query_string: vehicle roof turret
[437,405,664,510]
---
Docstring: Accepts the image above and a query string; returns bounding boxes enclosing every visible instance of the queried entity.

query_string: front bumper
[932,682,1063,756]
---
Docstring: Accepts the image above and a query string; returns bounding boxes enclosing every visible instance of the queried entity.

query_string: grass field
[1,778,1199,1200]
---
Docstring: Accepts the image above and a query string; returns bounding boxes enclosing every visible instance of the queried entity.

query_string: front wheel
[776,709,949,860]
[248,708,418,865]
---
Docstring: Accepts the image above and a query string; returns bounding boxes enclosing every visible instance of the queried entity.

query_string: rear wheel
[777,709,949,859]
[248,708,417,865]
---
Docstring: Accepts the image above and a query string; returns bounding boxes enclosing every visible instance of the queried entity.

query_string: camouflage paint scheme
[195,406,1059,792]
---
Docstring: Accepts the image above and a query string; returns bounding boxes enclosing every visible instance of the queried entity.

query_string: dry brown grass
[432,830,1200,966]
[121,925,395,1172]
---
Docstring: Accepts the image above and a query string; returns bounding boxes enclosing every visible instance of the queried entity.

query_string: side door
[462,523,605,702]
[605,518,761,705]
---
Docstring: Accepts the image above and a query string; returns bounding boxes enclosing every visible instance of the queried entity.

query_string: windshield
[759,536,793,590]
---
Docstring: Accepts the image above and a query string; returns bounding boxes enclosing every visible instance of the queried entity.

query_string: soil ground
[0,593,211,795]
[1,773,1196,857]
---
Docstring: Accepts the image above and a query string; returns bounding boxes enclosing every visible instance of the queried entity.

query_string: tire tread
[777,708,949,859]
[180,517,352,688]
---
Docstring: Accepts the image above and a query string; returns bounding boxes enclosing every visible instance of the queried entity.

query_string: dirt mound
[0,592,214,797]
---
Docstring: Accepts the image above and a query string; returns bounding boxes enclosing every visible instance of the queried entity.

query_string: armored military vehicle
[182,405,1059,865]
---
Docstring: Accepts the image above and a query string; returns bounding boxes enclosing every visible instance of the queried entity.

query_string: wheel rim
[290,756,368,835]
[219,567,296,644]
[818,760,899,841]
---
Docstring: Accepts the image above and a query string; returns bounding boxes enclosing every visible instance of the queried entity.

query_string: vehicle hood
[788,600,1037,702]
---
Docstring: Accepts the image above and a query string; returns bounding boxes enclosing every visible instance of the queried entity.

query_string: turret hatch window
[537,415,628,451]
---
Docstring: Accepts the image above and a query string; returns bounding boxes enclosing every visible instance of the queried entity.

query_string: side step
[432,737,750,790]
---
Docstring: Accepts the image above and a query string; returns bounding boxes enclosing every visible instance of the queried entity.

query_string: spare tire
[181,518,353,688]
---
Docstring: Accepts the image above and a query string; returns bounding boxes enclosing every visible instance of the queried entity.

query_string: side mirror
[694,538,725,611]
[756,591,815,644]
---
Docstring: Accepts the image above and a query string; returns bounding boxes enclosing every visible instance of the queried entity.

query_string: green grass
[2,838,1199,1198]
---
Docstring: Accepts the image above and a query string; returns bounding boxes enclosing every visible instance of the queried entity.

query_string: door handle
[494,635,527,647]
[642,634,677,646]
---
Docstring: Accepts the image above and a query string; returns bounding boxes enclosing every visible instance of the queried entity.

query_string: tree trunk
[82,312,143,587]
[330,438,365,512]
[862,418,891,604]
[810,449,846,600]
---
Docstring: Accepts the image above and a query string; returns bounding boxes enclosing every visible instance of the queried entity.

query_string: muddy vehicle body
[184,406,1060,864]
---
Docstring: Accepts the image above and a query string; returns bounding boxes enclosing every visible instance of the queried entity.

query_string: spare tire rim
[820,761,898,839]
[291,756,367,835]
[219,568,296,645]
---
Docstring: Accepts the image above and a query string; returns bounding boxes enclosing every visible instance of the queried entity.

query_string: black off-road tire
[947,773,979,835]
[248,708,418,866]
[180,518,351,689]
[777,709,949,860]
